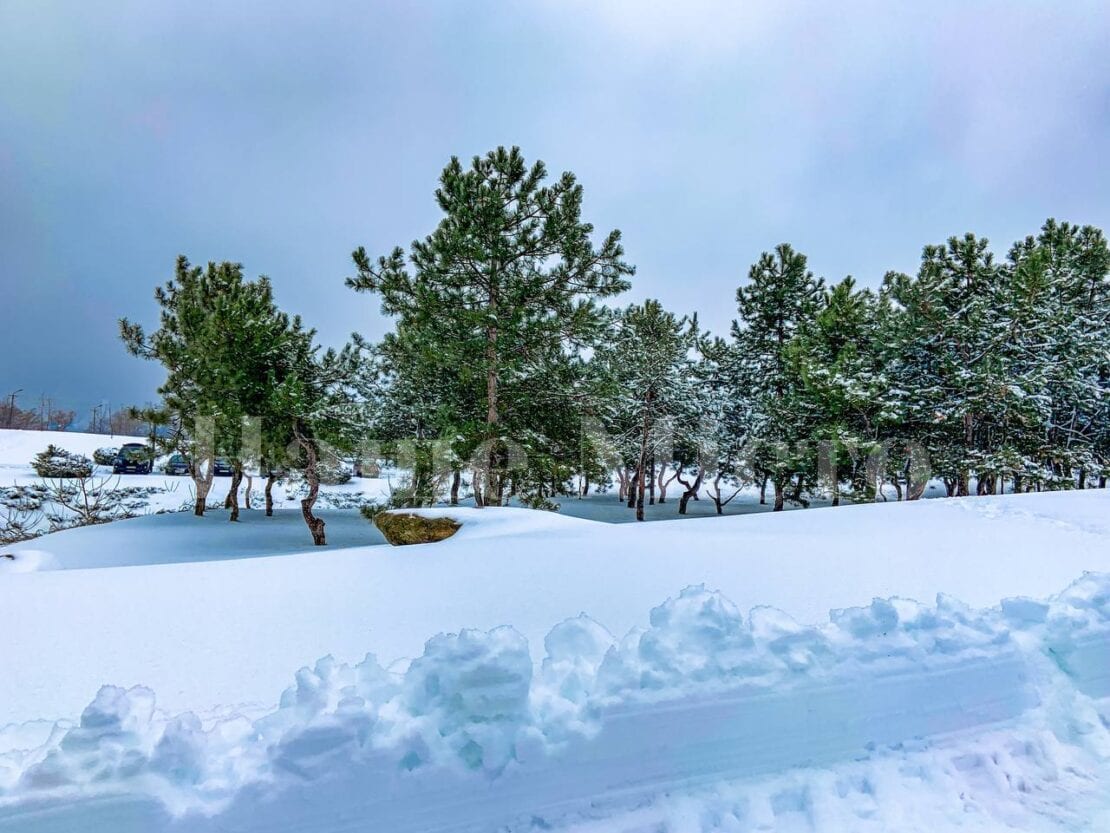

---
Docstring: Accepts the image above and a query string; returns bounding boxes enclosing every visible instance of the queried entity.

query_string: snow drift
[1,572,1108,832]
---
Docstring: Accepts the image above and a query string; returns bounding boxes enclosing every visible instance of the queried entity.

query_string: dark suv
[165,454,191,476]
[113,443,153,475]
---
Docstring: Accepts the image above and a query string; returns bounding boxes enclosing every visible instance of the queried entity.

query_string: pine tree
[592,301,698,520]
[787,277,897,503]
[349,146,633,506]
[121,256,332,522]
[732,244,824,510]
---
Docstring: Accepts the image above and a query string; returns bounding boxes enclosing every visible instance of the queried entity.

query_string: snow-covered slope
[3,431,1109,831]
[0,428,393,543]
[0,429,147,464]
[2,493,1107,725]
[1,552,1108,831]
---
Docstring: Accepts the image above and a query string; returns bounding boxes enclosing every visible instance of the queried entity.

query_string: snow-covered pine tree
[731,244,824,510]
[787,276,902,503]
[592,300,698,520]
[349,146,633,507]
[1006,220,1110,490]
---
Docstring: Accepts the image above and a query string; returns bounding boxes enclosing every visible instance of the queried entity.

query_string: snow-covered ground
[0,428,393,545]
[1,429,1109,831]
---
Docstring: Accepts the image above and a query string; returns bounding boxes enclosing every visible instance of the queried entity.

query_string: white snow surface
[0,550,59,574]
[0,566,1109,831]
[0,429,148,463]
[0,430,397,555]
[3,430,1110,830]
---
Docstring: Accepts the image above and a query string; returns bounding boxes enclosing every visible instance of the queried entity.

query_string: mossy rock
[374,512,461,546]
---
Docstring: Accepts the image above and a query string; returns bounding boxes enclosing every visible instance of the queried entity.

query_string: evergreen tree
[786,277,896,503]
[731,244,824,510]
[349,146,633,506]
[592,300,698,520]
[1006,220,1110,489]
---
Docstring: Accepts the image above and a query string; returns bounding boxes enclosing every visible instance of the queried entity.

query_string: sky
[1,0,1108,421]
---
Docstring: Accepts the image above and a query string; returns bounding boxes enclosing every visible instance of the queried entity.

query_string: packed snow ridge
[1,572,1108,831]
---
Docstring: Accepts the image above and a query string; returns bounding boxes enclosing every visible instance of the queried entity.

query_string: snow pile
[0,549,59,573]
[1,572,1108,830]
[0,429,146,466]
[578,583,1013,704]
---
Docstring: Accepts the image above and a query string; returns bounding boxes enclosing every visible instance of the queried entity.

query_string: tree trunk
[657,462,676,504]
[472,468,485,508]
[297,430,326,545]
[759,477,767,505]
[710,472,724,515]
[773,479,784,512]
[483,284,499,507]
[265,473,276,517]
[957,472,969,496]
[243,474,253,510]
[627,471,638,509]
[228,467,243,522]
[450,469,461,505]
[1078,468,1087,489]
[676,466,704,515]
[192,461,214,517]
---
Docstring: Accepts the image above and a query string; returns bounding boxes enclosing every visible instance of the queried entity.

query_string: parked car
[165,454,191,476]
[112,443,152,475]
[213,457,234,477]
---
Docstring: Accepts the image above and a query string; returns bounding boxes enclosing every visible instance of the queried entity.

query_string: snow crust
[1,572,1107,831]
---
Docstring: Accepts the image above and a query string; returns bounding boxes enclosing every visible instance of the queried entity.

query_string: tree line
[118,145,1110,541]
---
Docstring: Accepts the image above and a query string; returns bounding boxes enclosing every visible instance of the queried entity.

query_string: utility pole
[5,389,22,429]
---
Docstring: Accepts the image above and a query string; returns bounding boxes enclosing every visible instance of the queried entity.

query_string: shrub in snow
[316,463,352,486]
[92,447,119,466]
[374,511,461,545]
[0,484,47,543]
[31,445,93,479]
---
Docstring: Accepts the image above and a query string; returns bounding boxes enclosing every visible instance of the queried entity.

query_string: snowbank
[0,550,59,574]
[0,429,146,466]
[3,492,1108,729]
[0,572,1108,831]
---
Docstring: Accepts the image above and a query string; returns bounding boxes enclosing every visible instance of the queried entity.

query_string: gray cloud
[1,0,1106,418]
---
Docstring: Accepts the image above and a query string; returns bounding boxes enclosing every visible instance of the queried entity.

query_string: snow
[5,509,387,569]
[0,429,148,464]
[0,428,393,549]
[1,429,1109,830]
[2,490,1108,729]
[0,550,59,574]
[0,571,1108,831]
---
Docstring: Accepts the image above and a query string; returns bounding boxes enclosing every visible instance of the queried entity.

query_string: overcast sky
[1,1,1107,420]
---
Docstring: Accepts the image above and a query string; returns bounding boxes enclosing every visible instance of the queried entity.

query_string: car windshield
[119,448,147,460]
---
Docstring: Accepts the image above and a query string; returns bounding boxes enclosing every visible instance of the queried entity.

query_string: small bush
[317,463,352,486]
[93,447,119,466]
[359,502,383,523]
[32,445,94,479]
[374,511,460,546]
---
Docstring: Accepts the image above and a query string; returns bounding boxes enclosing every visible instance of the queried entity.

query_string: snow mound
[0,429,146,467]
[0,572,1108,831]
[0,550,59,574]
